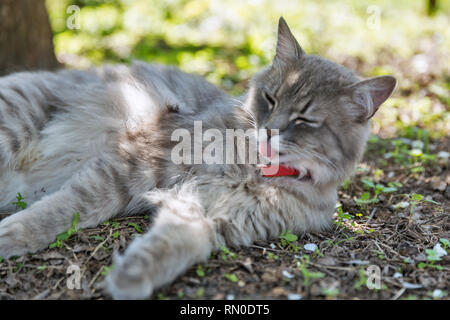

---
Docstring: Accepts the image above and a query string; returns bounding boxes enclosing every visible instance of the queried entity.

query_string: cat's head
[246,17,396,187]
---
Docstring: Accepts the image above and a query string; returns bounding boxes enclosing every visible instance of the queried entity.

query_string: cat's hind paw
[105,251,154,300]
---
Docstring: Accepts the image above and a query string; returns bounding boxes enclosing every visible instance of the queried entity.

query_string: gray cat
[0,18,396,299]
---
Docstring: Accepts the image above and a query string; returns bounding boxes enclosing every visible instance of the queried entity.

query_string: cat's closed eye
[290,114,322,128]
[262,90,277,110]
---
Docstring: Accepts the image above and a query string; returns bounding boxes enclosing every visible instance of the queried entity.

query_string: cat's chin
[280,169,312,182]
[262,171,314,192]
[261,177,314,197]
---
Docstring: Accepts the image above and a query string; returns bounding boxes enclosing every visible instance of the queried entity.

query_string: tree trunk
[427,0,438,16]
[0,0,59,75]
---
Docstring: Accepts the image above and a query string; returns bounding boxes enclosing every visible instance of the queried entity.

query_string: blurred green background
[45,0,449,138]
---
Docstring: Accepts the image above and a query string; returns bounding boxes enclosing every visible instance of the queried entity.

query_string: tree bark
[0,0,59,75]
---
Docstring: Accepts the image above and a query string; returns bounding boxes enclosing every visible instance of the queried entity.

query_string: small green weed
[49,212,80,249]
[356,178,399,208]
[219,246,237,260]
[101,265,114,276]
[296,255,325,286]
[266,252,279,260]
[224,273,238,283]
[354,267,368,291]
[279,230,300,252]
[128,222,142,233]
[406,193,439,216]
[196,265,205,277]
[12,192,27,210]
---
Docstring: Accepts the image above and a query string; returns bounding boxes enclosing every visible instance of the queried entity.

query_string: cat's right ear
[343,75,397,122]
[274,17,304,63]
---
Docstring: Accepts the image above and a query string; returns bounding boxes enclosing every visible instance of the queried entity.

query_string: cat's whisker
[233,103,258,129]
[279,142,339,171]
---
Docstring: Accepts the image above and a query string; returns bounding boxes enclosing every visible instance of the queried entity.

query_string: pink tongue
[259,141,300,177]
[261,165,300,177]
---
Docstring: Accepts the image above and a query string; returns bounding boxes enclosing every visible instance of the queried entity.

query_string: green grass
[49,212,80,249]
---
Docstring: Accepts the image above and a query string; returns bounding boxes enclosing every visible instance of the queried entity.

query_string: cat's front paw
[0,215,50,258]
[105,252,154,300]
[0,218,33,258]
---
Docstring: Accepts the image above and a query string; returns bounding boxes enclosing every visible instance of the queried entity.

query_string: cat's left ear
[344,75,397,121]
[275,17,304,62]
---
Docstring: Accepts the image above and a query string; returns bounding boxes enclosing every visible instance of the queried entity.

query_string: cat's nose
[258,128,271,157]
[259,139,272,158]
[259,129,279,158]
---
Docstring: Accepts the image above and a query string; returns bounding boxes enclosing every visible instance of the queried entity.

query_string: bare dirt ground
[0,136,448,300]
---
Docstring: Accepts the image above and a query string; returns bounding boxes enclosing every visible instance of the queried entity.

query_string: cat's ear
[344,75,397,121]
[275,17,304,62]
